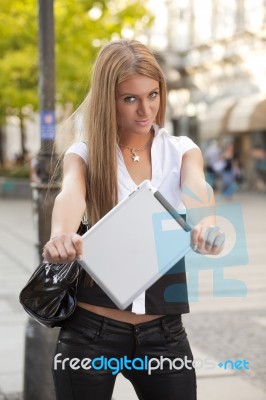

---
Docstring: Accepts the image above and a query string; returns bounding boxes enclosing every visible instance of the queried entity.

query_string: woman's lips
[135,119,150,127]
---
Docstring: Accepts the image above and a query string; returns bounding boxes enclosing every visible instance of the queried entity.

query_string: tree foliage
[0,0,153,114]
[0,0,38,119]
[0,0,153,162]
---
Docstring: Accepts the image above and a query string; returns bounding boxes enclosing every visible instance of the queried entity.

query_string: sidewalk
[0,199,33,400]
[0,193,265,399]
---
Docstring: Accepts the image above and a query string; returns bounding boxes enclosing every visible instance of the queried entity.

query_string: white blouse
[65,124,199,214]
[66,125,199,314]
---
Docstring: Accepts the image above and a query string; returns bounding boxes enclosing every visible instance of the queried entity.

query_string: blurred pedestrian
[203,139,223,190]
[220,141,242,200]
[252,146,266,192]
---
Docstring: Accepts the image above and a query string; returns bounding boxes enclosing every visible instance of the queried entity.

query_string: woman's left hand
[191,224,225,255]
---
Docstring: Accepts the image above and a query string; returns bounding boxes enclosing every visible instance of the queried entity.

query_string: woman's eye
[149,91,159,99]
[124,96,136,103]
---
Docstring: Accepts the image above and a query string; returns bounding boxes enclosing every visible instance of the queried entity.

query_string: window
[194,0,212,44]
[245,0,264,31]
[215,0,237,39]
[169,0,191,51]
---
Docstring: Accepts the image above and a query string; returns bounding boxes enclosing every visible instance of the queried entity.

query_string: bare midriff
[77,301,164,325]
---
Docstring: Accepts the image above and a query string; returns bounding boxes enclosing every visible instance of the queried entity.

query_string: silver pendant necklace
[119,135,153,162]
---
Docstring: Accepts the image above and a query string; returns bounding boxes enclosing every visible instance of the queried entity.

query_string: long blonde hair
[82,39,167,225]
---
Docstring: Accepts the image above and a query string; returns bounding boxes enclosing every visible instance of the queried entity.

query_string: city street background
[0,190,265,400]
[1,1,266,399]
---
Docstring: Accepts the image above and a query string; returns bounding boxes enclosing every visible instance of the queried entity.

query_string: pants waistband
[74,306,181,331]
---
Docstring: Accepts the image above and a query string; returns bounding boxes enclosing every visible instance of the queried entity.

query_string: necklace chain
[119,134,153,162]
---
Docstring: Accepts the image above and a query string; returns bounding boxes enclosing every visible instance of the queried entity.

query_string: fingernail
[77,255,83,261]
[192,244,198,252]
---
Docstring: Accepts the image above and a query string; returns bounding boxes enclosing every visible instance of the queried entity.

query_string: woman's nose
[137,100,149,117]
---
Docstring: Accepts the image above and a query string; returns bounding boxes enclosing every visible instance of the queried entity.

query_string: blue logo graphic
[152,189,248,302]
[152,212,191,275]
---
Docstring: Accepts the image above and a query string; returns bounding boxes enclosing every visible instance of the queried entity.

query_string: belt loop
[160,317,170,337]
[98,318,108,339]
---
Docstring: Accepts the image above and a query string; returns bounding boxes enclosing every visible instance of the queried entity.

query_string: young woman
[43,39,224,400]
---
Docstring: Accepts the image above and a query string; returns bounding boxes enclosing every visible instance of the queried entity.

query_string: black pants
[52,307,197,400]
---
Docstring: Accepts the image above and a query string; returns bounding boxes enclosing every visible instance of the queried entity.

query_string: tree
[0,0,38,164]
[56,0,153,106]
[0,0,153,164]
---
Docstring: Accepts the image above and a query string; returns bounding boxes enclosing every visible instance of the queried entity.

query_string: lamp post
[23,1,60,399]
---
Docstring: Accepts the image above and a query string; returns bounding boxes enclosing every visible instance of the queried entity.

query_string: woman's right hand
[42,233,83,264]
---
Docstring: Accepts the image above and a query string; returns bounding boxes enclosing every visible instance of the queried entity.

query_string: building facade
[150,0,266,186]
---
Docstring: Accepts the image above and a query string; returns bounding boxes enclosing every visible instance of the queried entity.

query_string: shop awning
[200,97,237,139]
[227,93,266,132]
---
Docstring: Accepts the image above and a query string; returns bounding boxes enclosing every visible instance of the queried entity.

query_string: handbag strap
[81,212,89,227]
[77,212,90,235]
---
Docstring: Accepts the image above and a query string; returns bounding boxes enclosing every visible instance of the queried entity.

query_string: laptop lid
[80,180,192,310]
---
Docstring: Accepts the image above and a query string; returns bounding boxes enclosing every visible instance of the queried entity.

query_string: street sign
[40,110,56,140]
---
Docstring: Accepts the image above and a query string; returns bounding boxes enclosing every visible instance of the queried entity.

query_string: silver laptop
[80,180,192,310]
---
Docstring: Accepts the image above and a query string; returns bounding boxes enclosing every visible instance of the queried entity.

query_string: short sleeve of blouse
[65,141,88,164]
[175,136,200,156]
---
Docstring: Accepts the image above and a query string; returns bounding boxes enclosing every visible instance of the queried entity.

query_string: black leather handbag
[19,219,89,328]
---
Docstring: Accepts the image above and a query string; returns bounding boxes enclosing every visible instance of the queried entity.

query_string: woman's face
[116,74,160,137]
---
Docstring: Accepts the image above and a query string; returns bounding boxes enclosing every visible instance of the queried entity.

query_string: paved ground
[0,192,265,399]
[184,190,266,395]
